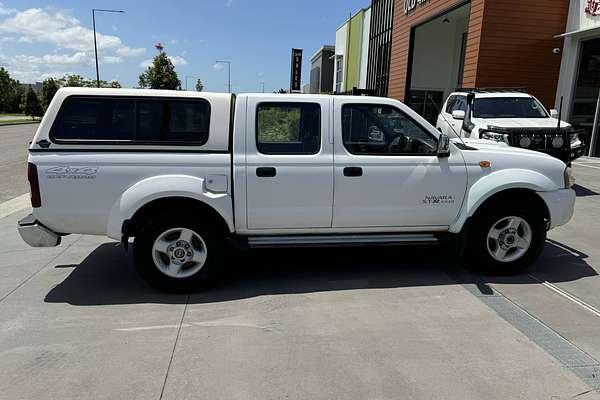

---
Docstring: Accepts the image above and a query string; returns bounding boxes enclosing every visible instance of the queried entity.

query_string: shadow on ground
[573,184,600,197]
[44,238,598,306]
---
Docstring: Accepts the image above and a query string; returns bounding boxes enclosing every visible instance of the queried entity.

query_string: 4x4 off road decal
[45,166,98,180]
[423,195,455,205]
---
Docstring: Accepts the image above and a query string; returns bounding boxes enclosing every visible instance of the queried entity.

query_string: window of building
[256,103,321,155]
[51,96,211,145]
[335,56,344,93]
[342,104,437,155]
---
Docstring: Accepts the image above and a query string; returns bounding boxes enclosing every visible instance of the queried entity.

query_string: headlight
[481,131,510,144]
[570,133,580,145]
[552,135,564,148]
[564,167,575,188]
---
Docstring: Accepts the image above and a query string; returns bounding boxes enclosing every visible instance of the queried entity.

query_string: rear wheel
[467,202,546,275]
[133,214,224,292]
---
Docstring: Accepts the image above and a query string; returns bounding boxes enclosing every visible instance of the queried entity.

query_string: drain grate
[459,279,600,390]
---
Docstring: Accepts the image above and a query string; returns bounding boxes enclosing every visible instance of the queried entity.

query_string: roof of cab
[55,87,234,101]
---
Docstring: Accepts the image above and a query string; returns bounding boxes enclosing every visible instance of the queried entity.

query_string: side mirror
[452,110,465,120]
[550,109,559,119]
[437,134,451,158]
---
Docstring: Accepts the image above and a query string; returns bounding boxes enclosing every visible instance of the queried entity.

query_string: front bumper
[17,214,61,247]
[537,189,576,230]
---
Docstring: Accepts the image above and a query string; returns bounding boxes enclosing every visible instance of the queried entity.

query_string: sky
[0,0,369,93]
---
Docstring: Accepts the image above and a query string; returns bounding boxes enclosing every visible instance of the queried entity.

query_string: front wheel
[133,215,224,292]
[467,203,546,275]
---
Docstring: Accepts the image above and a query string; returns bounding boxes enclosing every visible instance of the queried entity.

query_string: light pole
[215,60,232,93]
[185,76,198,91]
[260,82,265,93]
[92,8,125,88]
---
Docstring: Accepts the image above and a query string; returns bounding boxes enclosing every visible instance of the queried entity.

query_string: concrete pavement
[0,124,38,203]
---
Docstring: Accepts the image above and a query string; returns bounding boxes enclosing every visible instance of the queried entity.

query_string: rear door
[332,98,467,229]
[245,96,333,230]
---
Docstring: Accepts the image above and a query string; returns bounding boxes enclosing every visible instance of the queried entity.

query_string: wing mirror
[550,109,559,119]
[437,134,451,158]
[452,110,465,120]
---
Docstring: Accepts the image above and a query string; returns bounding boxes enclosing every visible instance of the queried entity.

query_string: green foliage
[257,107,300,142]
[138,51,181,90]
[20,87,44,119]
[195,79,204,92]
[0,67,22,113]
[57,74,121,88]
[274,88,289,94]
[41,78,60,110]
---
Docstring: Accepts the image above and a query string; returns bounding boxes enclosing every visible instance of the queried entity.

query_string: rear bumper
[537,189,576,230]
[17,214,61,247]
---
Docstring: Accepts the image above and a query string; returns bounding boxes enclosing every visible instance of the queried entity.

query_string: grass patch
[0,113,26,117]
[0,119,40,125]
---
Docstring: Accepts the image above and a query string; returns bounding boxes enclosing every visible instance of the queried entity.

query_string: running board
[247,234,438,248]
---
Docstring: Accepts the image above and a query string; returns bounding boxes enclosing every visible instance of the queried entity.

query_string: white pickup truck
[18,88,576,292]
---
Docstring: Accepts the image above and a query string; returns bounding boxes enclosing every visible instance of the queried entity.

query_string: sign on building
[586,0,600,16]
[290,48,303,93]
[404,0,429,15]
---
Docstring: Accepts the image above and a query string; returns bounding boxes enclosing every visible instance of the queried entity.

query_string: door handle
[256,167,277,177]
[343,167,363,177]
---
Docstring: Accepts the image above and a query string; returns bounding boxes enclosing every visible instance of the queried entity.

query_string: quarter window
[52,96,210,145]
[256,103,321,155]
[342,104,437,155]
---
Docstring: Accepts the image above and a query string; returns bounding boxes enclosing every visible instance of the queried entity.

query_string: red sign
[586,0,600,16]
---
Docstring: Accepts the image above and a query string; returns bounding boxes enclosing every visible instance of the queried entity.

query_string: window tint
[53,98,135,141]
[256,103,321,154]
[52,96,210,145]
[342,104,437,155]
[445,96,457,113]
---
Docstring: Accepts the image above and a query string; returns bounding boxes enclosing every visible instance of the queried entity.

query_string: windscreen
[473,97,548,119]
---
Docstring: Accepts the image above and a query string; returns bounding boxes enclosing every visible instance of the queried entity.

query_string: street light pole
[92,8,125,88]
[216,60,232,93]
[185,76,198,91]
[260,82,265,93]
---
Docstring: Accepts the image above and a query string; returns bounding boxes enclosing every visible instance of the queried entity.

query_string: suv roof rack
[454,87,528,94]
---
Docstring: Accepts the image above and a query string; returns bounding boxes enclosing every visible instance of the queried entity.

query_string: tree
[41,78,60,110]
[108,80,122,88]
[0,67,21,113]
[57,74,121,89]
[20,87,44,119]
[195,79,204,92]
[138,46,181,90]
[0,67,11,112]
[274,88,289,94]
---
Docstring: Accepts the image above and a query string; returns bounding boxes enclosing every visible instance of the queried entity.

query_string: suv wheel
[133,215,224,292]
[468,202,546,275]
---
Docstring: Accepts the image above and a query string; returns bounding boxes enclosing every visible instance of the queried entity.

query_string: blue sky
[0,0,369,92]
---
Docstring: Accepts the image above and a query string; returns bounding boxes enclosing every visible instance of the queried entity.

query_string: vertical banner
[290,48,303,93]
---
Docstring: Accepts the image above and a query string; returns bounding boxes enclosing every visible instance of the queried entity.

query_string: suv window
[52,96,211,145]
[445,96,457,114]
[256,102,321,155]
[342,104,437,155]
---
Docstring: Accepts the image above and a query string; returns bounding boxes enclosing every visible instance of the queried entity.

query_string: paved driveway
[0,124,38,202]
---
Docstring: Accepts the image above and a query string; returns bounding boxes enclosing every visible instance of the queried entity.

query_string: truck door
[332,98,467,229]
[245,96,333,230]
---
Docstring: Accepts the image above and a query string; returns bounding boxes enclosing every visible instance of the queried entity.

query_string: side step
[247,234,438,248]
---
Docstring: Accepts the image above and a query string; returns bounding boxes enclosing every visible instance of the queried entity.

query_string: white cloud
[0,2,16,15]
[226,0,233,7]
[139,55,187,69]
[213,62,225,71]
[258,71,265,77]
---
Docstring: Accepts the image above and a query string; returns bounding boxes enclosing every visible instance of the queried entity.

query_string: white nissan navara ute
[436,89,586,163]
[18,88,576,292]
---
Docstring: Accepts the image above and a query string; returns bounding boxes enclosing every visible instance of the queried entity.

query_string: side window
[256,102,321,155]
[135,99,210,144]
[52,96,210,145]
[342,104,437,156]
[445,96,457,114]
[53,97,135,141]
[454,96,467,112]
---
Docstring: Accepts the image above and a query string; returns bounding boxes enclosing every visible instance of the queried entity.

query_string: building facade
[309,46,335,94]
[333,7,371,94]
[556,0,600,156]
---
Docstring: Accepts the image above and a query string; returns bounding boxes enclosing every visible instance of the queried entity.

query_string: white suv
[436,90,585,163]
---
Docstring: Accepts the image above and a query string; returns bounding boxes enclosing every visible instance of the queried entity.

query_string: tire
[467,201,546,275]
[133,214,224,293]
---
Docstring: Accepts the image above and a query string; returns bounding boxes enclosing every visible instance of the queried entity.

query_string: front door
[332,99,467,229]
[245,97,333,230]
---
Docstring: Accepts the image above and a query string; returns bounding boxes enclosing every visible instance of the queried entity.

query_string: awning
[555,25,600,38]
